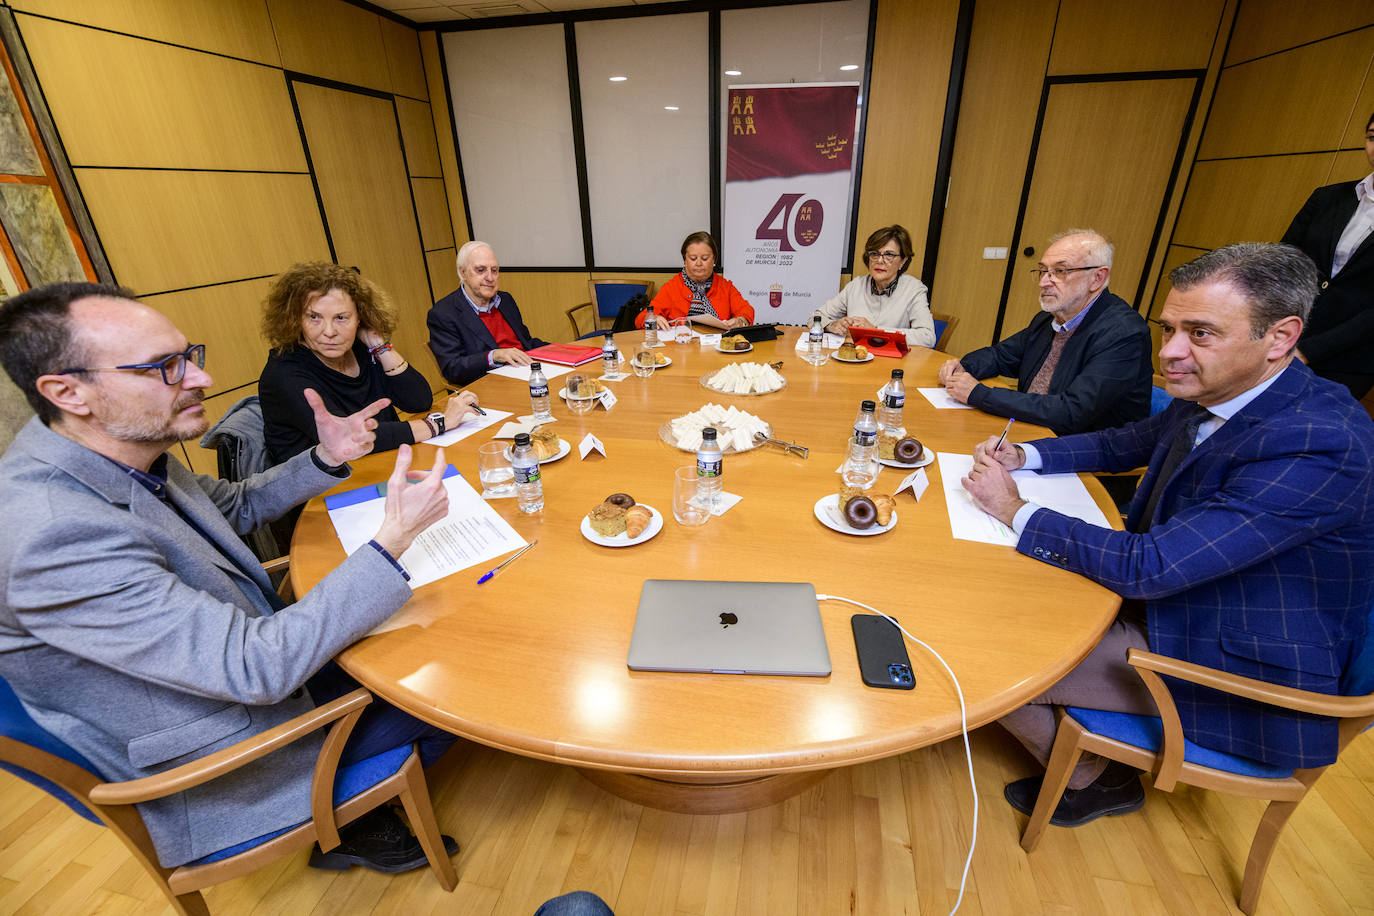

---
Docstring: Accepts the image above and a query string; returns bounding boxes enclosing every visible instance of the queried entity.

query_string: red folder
[848,327,909,358]
[525,343,602,367]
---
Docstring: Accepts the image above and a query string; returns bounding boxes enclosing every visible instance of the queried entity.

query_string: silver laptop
[627,580,831,677]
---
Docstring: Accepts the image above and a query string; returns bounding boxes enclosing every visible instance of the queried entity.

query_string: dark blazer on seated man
[939,230,1153,435]
[427,241,548,386]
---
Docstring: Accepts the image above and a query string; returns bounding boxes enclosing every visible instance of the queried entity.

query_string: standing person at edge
[1282,110,1374,398]
[0,282,462,873]
[427,240,549,386]
[938,229,1153,435]
[818,224,935,347]
[639,231,754,332]
[961,244,1374,828]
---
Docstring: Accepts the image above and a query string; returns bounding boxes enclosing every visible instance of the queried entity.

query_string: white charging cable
[816,593,977,916]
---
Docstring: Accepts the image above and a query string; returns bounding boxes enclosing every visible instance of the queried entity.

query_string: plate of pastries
[630,352,672,370]
[505,427,569,463]
[815,485,898,535]
[582,493,662,546]
[877,431,931,468]
[558,378,608,400]
[716,334,752,353]
[832,332,873,363]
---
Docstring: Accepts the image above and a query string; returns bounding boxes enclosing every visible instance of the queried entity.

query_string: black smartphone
[851,614,915,690]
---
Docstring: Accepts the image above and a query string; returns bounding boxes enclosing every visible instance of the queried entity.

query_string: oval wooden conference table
[290,326,1122,814]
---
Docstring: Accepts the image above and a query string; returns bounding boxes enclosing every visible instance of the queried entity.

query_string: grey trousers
[998,619,1156,789]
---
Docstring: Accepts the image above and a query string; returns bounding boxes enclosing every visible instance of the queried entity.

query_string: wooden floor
[1,725,1371,915]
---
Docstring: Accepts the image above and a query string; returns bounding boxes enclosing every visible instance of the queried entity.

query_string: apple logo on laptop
[719,611,738,628]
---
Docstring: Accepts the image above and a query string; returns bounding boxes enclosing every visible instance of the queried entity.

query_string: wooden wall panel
[929,0,1059,356]
[1172,154,1337,250]
[1224,0,1373,65]
[266,0,391,92]
[292,82,440,383]
[396,97,443,178]
[1048,0,1224,75]
[1341,74,1374,148]
[413,177,455,252]
[16,16,304,171]
[425,247,456,303]
[9,0,281,65]
[496,273,596,344]
[420,32,471,253]
[1199,29,1374,160]
[852,0,958,275]
[140,277,276,398]
[381,16,428,101]
[1333,148,1373,182]
[75,169,329,295]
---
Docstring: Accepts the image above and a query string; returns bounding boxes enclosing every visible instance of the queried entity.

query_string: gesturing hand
[308,388,390,467]
[373,445,450,558]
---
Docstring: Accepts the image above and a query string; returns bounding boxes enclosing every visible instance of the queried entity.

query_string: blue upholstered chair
[0,678,456,915]
[566,280,655,340]
[1017,606,1374,915]
[1149,372,1173,416]
[930,311,958,351]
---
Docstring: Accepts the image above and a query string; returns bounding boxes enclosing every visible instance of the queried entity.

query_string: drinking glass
[632,343,655,377]
[477,441,515,497]
[671,317,691,344]
[564,373,597,413]
[672,466,711,526]
[841,436,879,489]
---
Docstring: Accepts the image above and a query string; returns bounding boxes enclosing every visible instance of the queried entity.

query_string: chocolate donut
[893,437,923,464]
[604,492,636,509]
[844,495,877,529]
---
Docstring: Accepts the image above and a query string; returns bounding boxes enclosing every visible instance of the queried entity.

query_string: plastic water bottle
[644,304,656,346]
[602,336,619,376]
[878,369,906,434]
[511,432,544,513]
[807,313,825,365]
[528,361,552,421]
[696,426,723,510]
[844,400,879,488]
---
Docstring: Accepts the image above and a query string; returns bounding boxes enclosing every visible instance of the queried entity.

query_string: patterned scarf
[682,270,720,318]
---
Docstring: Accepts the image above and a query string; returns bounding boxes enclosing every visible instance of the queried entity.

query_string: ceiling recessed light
[664,105,679,111]
[609,75,627,82]
[724,69,741,76]
[839,64,859,71]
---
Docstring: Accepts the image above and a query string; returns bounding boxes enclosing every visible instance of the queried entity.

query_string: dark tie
[1133,403,1209,533]
[1027,327,1076,395]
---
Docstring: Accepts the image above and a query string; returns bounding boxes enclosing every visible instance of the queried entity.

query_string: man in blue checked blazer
[963,243,1374,827]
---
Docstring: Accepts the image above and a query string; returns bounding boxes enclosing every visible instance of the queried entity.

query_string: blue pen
[477,540,536,584]
[993,417,1015,455]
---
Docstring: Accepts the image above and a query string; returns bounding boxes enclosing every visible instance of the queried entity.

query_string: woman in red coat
[637,231,754,331]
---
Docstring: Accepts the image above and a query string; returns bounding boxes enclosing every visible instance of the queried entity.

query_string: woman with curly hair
[258,262,479,465]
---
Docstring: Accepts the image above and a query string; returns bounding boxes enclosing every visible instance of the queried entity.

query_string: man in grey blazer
[0,283,459,871]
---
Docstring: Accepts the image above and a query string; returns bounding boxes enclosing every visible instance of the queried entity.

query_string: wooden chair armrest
[261,556,289,575]
[1128,649,1374,717]
[89,688,373,806]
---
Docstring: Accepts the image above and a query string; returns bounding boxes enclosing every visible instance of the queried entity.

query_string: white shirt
[1333,174,1374,275]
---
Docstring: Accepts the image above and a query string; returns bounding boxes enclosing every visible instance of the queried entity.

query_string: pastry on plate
[530,427,560,460]
[588,501,627,537]
[836,332,858,360]
[625,505,653,538]
[653,352,669,366]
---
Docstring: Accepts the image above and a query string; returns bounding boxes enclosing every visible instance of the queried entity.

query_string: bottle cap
[514,432,531,446]
[702,427,718,441]
[861,399,875,411]
[529,362,541,370]
[891,369,904,379]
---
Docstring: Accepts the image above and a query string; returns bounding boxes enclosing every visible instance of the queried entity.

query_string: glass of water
[477,441,515,497]
[632,343,655,377]
[564,374,597,413]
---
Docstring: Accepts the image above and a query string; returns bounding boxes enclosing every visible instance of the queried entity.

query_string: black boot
[1004,761,1145,827]
[308,805,458,874]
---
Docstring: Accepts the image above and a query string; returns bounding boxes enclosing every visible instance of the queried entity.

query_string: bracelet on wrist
[421,416,437,438]
[384,359,409,375]
[368,340,394,360]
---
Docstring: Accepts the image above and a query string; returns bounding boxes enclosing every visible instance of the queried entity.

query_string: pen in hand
[992,418,1015,456]
[477,539,536,584]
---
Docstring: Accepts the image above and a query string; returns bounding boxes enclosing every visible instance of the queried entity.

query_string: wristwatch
[427,412,446,436]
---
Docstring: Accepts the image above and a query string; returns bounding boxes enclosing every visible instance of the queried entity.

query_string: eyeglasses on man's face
[57,344,206,386]
[1029,265,1104,282]
[866,250,904,264]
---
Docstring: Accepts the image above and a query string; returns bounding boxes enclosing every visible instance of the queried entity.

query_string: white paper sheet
[937,452,1112,546]
[488,363,574,382]
[917,387,973,409]
[421,408,511,446]
[327,470,527,589]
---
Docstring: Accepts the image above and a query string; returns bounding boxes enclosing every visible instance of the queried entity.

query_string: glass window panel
[576,13,709,268]
[444,25,584,267]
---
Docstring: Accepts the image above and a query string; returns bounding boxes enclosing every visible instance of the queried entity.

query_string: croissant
[625,505,653,538]
[872,494,896,526]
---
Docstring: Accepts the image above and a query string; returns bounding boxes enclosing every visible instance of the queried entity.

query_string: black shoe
[308,806,459,874]
[1004,763,1145,827]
